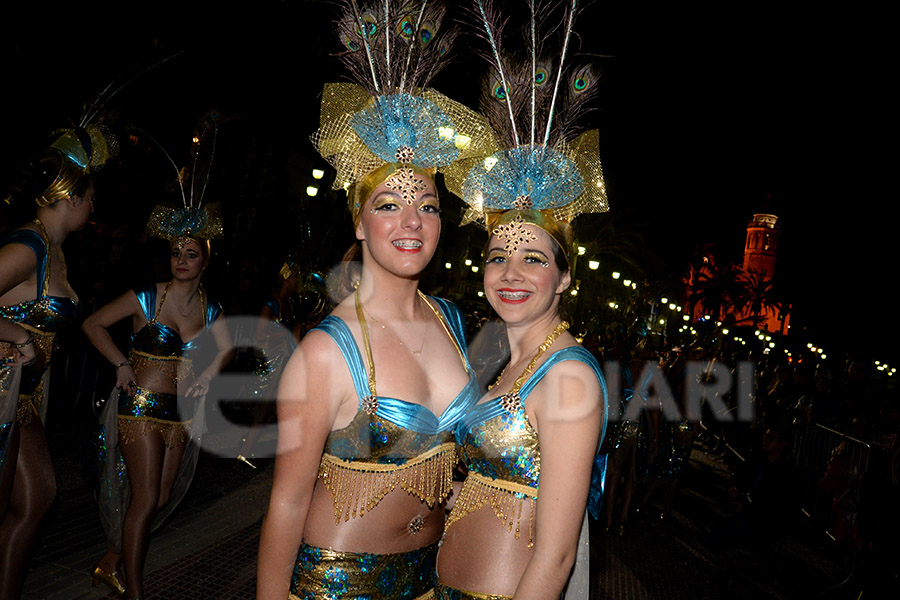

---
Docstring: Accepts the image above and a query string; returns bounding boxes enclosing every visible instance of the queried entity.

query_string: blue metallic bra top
[131,283,223,358]
[0,229,78,329]
[456,346,607,490]
[315,297,479,465]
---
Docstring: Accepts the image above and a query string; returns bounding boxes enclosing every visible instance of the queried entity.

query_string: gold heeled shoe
[237,454,257,469]
[91,564,125,596]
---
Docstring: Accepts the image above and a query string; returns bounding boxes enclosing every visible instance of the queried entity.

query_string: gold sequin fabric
[144,203,224,241]
[289,541,438,600]
[434,581,511,600]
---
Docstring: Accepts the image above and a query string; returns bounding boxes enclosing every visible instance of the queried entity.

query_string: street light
[445,262,451,269]
[588,260,599,270]
[577,246,586,255]
[612,272,620,279]
[306,186,318,197]
[312,169,325,179]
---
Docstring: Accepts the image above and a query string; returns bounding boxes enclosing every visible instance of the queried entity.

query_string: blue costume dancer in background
[0,125,115,599]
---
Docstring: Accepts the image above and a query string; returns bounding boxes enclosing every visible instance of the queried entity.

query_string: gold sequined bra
[447,346,604,547]
[313,297,479,523]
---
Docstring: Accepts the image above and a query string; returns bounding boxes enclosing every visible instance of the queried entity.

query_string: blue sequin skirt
[289,540,439,600]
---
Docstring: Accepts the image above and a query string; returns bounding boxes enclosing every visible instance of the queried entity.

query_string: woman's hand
[115,363,138,398]
[10,337,38,366]
[186,373,211,398]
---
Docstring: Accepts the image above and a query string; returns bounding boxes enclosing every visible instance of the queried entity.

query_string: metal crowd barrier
[791,422,870,546]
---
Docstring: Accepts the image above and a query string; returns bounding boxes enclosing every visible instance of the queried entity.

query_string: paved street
[20,407,850,600]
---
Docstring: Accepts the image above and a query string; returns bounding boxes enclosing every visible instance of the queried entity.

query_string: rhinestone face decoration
[493,215,538,255]
[500,392,523,414]
[362,395,379,415]
[395,145,415,163]
[513,195,533,210]
[384,167,428,205]
[407,514,424,535]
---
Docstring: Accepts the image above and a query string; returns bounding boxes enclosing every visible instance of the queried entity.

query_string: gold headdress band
[37,125,119,207]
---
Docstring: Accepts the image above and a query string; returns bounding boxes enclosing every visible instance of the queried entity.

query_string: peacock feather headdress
[311,0,498,224]
[442,0,609,263]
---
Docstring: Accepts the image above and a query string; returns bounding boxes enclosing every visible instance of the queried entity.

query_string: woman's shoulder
[0,225,44,257]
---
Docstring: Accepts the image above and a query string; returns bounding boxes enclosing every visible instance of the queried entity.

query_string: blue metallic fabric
[462,145,583,211]
[289,540,438,600]
[455,346,607,492]
[313,297,477,463]
[0,230,79,329]
[351,93,460,167]
[132,283,223,354]
[117,387,194,423]
[0,229,78,418]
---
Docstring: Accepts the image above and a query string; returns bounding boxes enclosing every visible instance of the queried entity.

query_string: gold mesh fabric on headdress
[145,203,224,242]
[312,83,497,192]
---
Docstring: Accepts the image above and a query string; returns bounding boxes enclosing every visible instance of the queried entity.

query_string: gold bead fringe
[319,442,457,523]
[446,472,537,548]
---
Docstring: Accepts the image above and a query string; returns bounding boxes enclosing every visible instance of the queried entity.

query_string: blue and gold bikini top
[314,295,479,523]
[0,227,79,332]
[131,282,222,358]
[128,282,222,387]
[0,225,79,405]
[447,346,607,546]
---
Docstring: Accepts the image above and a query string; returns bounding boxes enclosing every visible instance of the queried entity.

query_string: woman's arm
[186,315,234,398]
[82,290,142,396]
[256,330,347,600]
[514,360,604,600]
[0,241,40,364]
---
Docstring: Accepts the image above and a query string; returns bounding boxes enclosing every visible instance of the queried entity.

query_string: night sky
[3,2,894,365]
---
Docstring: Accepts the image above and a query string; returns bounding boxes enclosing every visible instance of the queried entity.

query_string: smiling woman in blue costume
[255,3,496,599]
[84,117,233,600]
[436,2,610,598]
[0,126,116,599]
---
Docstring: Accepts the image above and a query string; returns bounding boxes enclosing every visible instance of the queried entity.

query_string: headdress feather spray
[444,0,608,261]
[143,110,224,242]
[312,0,497,216]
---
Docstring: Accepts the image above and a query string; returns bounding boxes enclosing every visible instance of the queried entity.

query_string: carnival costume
[290,297,477,600]
[438,2,611,597]
[278,2,496,598]
[1,125,116,471]
[96,113,225,554]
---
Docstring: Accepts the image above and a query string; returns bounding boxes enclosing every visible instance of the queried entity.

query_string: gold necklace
[160,281,204,319]
[361,299,429,355]
[354,287,448,408]
[494,320,570,413]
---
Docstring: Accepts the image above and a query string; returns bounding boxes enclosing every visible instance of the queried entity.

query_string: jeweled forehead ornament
[493,214,538,255]
[384,166,428,205]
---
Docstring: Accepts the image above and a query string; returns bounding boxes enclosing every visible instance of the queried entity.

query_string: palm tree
[733,268,782,329]
[692,255,741,322]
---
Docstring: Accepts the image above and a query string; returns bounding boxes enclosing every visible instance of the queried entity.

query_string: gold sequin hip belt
[434,580,511,600]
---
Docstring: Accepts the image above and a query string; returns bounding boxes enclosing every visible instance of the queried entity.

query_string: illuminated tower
[742,212,780,278]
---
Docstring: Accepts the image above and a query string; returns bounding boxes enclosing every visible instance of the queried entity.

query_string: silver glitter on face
[384,167,428,205]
